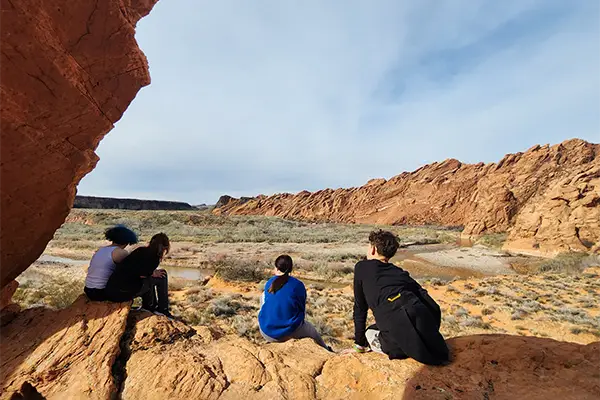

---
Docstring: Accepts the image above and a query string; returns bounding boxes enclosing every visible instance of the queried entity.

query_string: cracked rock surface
[1,298,598,399]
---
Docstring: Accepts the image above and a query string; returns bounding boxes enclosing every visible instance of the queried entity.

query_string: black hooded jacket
[104,246,161,302]
[353,259,449,365]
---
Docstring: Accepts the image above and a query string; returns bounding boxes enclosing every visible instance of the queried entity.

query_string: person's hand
[152,269,167,278]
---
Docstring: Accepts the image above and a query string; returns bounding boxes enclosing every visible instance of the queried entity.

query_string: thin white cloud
[78,0,600,203]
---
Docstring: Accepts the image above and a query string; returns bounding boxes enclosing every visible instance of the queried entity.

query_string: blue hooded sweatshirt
[258,276,306,339]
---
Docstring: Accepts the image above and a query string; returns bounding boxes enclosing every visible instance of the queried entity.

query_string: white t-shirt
[85,246,118,289]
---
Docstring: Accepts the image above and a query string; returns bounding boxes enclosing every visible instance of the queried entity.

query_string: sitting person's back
[352,230,449,365]
[259,274,306,339]
[106,246,159,299]
[258,255,330,350]
[104,233,172,317]
[84,225,137,301]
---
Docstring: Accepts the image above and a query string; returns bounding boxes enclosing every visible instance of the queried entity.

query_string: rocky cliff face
[1,298,598,399]
[217,139,600,255]
[0,0,158,288]
[74,195,196,210]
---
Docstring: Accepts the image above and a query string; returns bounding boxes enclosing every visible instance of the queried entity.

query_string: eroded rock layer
[0,297,130,399]
[0,0,158,288]
[1,300,599,399]
[217,139,600,255]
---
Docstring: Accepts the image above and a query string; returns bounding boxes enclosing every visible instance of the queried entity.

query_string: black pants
[136,274,169,313]
[84,287,107,302]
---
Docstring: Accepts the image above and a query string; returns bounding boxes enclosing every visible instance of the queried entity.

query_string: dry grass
[56,209,459,246]
[13,208,600,349]
[13,277,84,309]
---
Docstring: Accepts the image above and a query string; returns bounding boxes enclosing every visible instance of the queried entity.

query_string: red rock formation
[217,139,600,255]
[0,0,158,288]
[0,280,18,310]
[1,298,599,398]
[0,296,131,399]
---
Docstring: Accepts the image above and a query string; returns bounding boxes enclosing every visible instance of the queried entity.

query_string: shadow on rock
[401,335,600,400]
[0,295,131,399]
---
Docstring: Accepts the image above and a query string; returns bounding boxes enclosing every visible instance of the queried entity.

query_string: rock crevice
[3,298,599,399]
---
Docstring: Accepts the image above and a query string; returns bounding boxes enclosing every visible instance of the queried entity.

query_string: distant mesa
[74,195,196,211]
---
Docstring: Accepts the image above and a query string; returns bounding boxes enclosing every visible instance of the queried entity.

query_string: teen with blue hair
[84,225,138,301]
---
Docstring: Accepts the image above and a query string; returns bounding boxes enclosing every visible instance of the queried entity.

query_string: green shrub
[537,252,592,275]
[476,233,508,249]
[214,258,267,282]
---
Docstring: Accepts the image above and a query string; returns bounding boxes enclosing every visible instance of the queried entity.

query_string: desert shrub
[185,287,214,306]
[481,307,496,316]
[308,283,325,291]
[214,258,267,282]
[179,308,207,325]
[13,277,84,309]
[460,296,481,306]
[326,253,363,262]
[208,296,241,317]
[427,278,445,287]
[232,314,260,340]
[460,316,491,329]
[443,315,458,326]
[307,316,334,337]
[521,300,543,313]
[207,295,257,318]
[476,233,508,249]
[537,252,591,275]
[313,263,353,279]
[454,307,469,317]
[511,310,527,320]
[485,286,499,295]
[578,296,596,309]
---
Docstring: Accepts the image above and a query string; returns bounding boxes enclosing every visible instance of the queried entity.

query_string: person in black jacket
[104,233,172,317]
[350,230,449,365]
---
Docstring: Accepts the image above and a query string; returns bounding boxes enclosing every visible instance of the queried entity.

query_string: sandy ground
[415,245,516,274]
[42,240,532,284]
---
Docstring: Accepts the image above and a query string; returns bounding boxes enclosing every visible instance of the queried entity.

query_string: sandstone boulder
[0,296,130,399]
[0,0,158,289]
[0,280,19,310]
[2,299,598,399]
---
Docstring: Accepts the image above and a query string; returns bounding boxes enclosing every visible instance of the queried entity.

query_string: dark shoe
[154,310,174,320]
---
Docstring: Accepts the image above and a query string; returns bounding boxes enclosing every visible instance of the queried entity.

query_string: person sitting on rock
[84,225,138,302]
[258,255,331,351]
[104,233,172,317]
[349,230,449,365]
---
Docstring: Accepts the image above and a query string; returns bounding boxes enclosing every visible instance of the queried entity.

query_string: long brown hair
[268,255,293,294]
[148,233,170,259]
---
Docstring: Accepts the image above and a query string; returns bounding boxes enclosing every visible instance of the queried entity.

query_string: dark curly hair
[104,225,138,245]
[368,230,399,259]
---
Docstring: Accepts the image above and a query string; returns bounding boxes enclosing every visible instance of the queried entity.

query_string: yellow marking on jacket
[387,293,402,302]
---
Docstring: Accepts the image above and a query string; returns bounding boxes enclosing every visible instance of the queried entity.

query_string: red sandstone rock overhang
[0,0,159,288]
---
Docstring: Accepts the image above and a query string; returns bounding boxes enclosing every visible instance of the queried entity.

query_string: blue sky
[78,0,600,204]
